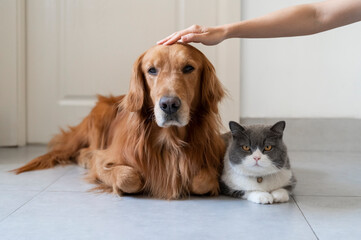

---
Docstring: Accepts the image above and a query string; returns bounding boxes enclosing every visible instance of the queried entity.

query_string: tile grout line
[294,194,361,197]
[289,150,361,153]
[292,195,319,240]
[0,168,72,224]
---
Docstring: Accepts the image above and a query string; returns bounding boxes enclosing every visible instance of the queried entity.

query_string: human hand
[157,24,227,46]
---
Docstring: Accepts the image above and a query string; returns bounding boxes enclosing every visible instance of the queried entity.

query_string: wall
[240,0,361,119]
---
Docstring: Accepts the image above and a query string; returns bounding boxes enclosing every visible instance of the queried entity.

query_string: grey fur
[284,175,297,192]
[228,121,288,169]
[221,121,296,197]
[220,180,245,198]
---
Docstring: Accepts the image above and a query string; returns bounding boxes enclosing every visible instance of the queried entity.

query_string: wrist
[223,22,244,39]
[215,25,229,42]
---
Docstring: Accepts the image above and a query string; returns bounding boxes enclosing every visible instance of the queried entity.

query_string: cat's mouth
[246,161,273,173]
[252,160,265,168]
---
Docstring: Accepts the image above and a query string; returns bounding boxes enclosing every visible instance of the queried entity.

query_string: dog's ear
[123,53,146,112]
[201,56,225,114]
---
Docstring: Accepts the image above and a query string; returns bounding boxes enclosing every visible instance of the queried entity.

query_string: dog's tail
[12,95,123,175]
[12,122,89,174]
[11,150,75,174]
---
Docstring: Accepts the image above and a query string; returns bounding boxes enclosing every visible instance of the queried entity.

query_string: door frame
[0,0,26,146]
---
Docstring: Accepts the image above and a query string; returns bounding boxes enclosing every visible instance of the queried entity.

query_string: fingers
[161,32,183,45]
[181,33,204,44]
[157,32,177,45]
[157,25,204,45]
[181,32,221,46]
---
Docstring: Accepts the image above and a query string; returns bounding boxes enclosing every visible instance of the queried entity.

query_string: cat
[220,121,296,204]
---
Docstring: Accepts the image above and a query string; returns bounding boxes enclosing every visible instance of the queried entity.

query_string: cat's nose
[253,156,261,161]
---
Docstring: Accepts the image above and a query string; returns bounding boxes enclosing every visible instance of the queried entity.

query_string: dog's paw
[114,165,143,194]
[271,188,289,203]
[190,169,219,195]
[247,191,274,204]
[77,148,94,169]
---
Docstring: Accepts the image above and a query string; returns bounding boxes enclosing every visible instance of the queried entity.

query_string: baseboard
[237,118,361,152]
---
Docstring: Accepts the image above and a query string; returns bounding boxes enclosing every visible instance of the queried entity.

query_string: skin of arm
[158,0,361,45]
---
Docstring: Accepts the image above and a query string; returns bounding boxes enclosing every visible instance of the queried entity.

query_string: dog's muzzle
[154,96,189,128]
[159,96,181,115]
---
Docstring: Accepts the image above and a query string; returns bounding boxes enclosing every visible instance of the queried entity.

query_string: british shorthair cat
[220,121,296,204]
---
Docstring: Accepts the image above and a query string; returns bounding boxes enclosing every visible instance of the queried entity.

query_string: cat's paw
[271,188,289,203]
[246,191,274,204]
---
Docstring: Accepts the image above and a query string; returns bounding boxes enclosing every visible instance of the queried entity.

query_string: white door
[27,0,241,143]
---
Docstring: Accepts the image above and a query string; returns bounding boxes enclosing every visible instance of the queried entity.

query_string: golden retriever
[14,43,226,199]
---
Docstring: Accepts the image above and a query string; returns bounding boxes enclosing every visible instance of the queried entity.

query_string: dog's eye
[148,67,158,75]
[182,65,195,74]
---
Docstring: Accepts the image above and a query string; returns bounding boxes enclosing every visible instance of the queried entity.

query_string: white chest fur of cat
[220,121,296,204]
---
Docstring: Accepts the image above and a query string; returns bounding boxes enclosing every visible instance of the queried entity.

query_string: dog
[13,43,226,199]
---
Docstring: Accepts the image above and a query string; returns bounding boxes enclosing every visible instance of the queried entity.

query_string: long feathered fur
[13,43,226,199]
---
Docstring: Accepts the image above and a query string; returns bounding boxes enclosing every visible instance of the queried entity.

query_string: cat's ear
[229,121,245,135]
[271,121,286,135]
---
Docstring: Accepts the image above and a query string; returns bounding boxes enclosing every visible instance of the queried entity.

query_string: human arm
[157,0,361,45]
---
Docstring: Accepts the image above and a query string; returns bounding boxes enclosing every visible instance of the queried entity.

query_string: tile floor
[1,122,361,240]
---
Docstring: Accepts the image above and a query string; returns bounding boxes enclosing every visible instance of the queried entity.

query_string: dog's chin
[161,120,186,128]
[154,111,188,128]
[155,116,188,128]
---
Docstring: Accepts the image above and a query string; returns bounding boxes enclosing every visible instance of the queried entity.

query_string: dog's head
[123,43,225,128]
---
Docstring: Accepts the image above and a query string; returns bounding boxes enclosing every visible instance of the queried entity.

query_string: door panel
[27,0,240,143]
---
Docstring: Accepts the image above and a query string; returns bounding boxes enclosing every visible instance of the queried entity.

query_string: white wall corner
[16,0,26,146]
[216,0,241,131]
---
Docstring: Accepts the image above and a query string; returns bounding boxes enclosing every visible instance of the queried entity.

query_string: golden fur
[13,43,226,199]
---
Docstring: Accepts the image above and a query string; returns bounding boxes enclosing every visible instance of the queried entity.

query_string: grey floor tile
[295,196,361,240]
[0,191,38,222]
[0,146,72,191]
[46,166,94,192]
[1,132,360,240]
[290,151,361,196]
[0,164,72,191]
[0,145,48,164]
[0,192,316,240]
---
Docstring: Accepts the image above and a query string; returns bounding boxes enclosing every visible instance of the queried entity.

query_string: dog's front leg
[190,168,219,196]
[90,151,144,195]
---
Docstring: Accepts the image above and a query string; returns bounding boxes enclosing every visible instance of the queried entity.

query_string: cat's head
[227,121,288,177]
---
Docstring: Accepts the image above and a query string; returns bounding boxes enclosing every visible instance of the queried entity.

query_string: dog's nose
[159,96,181,114]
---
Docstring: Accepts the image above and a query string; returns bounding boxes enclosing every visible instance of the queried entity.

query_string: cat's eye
[242,145,250,151]
[148,67,158,75]
[264,145,272,151]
